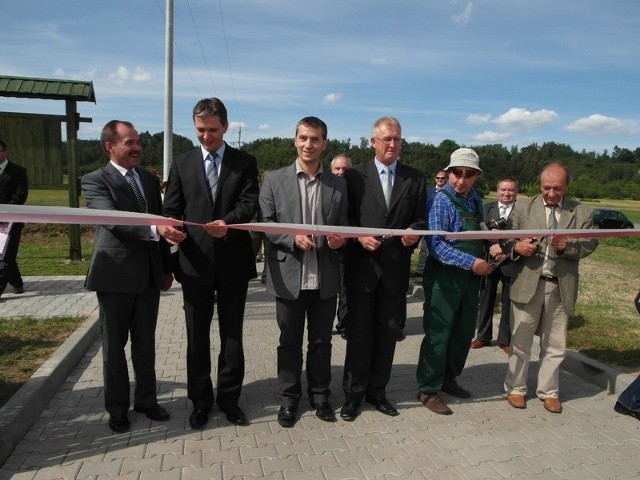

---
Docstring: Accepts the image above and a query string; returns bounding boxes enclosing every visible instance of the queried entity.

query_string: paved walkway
[1,269,639,479]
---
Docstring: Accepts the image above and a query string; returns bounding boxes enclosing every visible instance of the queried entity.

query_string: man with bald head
[501,163,598,414]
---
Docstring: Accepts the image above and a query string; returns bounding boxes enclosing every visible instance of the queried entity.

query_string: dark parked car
[592,208,635,229]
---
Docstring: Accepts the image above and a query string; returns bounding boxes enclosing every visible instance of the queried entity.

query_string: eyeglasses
[450,169,477,179]
[373,136,402,145]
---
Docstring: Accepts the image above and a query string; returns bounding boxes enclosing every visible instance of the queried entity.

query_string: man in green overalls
[416,148,493,415]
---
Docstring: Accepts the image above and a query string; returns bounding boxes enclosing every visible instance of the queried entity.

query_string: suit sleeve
[221,154,260,225]
[10,165,28,205]
[259,172,295,251]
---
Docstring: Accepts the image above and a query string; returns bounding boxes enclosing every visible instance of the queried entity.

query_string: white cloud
[472,131,511,143]
[228,122,247,130]
[493,108,558,131]
[565,114,635,136]
[323,92,343,104]
[465,113,491,125]
[452,2,474,25]
[258,124,271,131]
[107,66,152,86]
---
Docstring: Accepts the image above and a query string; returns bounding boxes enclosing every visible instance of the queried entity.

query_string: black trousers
[182,280,248,411]
[475,268,512,346]
[0,223,24,295]
[342,287,404,404]
[97,277,160,417]
[275,290,336,407]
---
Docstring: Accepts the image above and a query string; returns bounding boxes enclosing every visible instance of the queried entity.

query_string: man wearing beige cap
[416,148,493,415]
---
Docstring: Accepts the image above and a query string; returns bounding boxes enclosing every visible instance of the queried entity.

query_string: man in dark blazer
[82,120,173,433]
[340,117,425,421]
[0,139,28,300]
[472,176,519,353]
[414,169,446,278]
[159,98,259,429]
[259,117,348,428]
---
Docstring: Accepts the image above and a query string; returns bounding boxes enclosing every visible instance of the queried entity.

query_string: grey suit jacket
[501,194,598,315]
[82,163,168,293]
[259,163,348,301]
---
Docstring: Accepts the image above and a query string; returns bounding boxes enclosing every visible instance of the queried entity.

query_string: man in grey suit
[501,163,598,414]
[82,120,173,433]
[472,176,519,353]
[259,117,348,428]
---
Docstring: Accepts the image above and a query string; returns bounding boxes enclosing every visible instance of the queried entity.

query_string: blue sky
[2,0,639,154]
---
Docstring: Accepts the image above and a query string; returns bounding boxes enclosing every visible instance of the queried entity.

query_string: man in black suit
[0,139,28,300]
[82,120,173,433]
[414,169,446,277]
[471,176,518,353]
[159,98,259,429]
[340,117,426,421]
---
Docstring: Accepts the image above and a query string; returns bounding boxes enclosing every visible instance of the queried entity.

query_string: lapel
[103,163,139,211]
[218,142,232,191]
[365,160,388,211]
[284,163,303,223]
[318,172,337,226]
[190,149,214,205]
[557,198,576,229]
[388,162,411,211]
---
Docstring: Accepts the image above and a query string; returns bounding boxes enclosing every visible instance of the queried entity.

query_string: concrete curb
[0,312,100,466]
[409,283,636,394]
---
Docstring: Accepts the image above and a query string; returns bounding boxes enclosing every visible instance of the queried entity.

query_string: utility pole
[163,0,174,181]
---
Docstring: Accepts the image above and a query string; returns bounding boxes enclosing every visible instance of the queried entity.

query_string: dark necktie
[206,153,219,200]
[547,204,558,274]
[125,170,146,213]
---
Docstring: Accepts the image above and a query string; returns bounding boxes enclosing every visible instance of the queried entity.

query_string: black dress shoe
[108,414,130,433]
[221,405,249,426]
[396,329,406,342]
[441,378,471,399]
[313,402,336,422]
[135,404,170,421]
[340,402,359,421]
[614,401,640,421]
[368,398,399,417]
[13,286,24,294]
[189,408,209,429]
[277,406,297,428]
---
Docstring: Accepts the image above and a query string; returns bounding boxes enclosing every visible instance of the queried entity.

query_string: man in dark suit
[0,139,28,300]
[471,176,519,353]
[82,120,173,433]
[259,117,348,428]
[159,98,259,429]
[414,170,446,278]
[340,117,425,421]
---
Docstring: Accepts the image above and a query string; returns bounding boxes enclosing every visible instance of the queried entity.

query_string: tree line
[69,134,640,200]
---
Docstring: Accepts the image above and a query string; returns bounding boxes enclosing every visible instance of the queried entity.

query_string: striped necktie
[382,166,392,208]
[125,170,146,212]
[547,204,558,274]
[206,153,219,199]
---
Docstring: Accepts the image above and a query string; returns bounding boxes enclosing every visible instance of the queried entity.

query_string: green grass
[0,316,85,408]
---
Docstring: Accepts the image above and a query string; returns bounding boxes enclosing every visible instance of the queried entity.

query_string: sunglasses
[450,169,477,179]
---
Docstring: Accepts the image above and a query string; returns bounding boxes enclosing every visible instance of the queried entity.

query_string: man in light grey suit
[501,163,598,414]
[259,116,348,428]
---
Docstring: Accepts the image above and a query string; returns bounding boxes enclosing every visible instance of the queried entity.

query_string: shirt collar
[0,159,8,174]
[374,158,397,175]
[110,160,135,177]
[201,143,226,163]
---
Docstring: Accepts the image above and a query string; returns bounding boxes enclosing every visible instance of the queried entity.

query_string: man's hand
[401,230,420,247]
[157,225,187,246]
[551,235,568,254]
[514,238,538,257]
[489,243,506,262]
[203,220,228,238]
[472,258,493,276]
[295,235,316,251]
[357,236,382,251]
[326,234,345,250]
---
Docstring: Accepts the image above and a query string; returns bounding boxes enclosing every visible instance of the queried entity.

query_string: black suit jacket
[484,201,514,277]
[0,161,28,206]
[344,160,426,295]
[82,163,169,293]
[162,143,259,285]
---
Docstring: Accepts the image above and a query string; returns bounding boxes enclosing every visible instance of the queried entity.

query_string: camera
[486,217,507,230]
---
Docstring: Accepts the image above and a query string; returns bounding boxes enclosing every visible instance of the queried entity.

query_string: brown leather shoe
[499,344,510,354]
[470,339,489,349]
[507,394,526,409]
[542,397,562,413]
[417,392,452,415]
